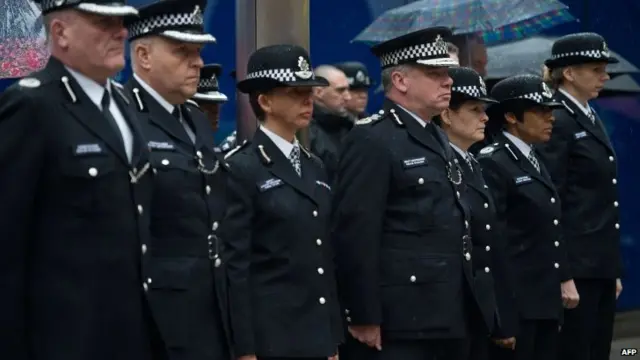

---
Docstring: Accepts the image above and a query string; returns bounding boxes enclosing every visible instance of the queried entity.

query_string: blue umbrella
[353,0,575,45]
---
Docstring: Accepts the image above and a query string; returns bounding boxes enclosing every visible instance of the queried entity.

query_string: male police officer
[334,61,372,119]
[191,63,228,134]
[123,1,230,359]
[331,27,480,360]
[477,75,580,360]
[0,1,159,359]
[221,44,343,360]
[538,33,623,360]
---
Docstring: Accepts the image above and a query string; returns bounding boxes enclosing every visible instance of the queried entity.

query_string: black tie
[101,89,125,148]
[172,106,181,120]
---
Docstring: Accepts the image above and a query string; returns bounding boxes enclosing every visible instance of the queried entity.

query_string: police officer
[123,1,230,359]
[476,75,580,360]
[221,44,343,360]
[537,33,623,360]
[190,63,228,134]
[331,27,480,360]
[0,1,158,359]
[434,67,517,359]
[334,61,372,120]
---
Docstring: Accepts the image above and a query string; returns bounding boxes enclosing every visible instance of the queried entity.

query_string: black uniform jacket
[536,91,622,279]
[331,99,478,340]
[477,133,570,325]
[219,129,343,358]
[308,104,354,184]
[455,150,517,337]
[0,57,155,360]
[124,78,230,360]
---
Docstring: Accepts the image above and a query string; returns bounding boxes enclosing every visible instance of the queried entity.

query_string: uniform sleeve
[221,158,256,357]
[477,157,518,338]
[330,127,391,326]
[0,88,46,359]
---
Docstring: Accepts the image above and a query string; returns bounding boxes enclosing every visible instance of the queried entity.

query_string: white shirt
[397,105,428,128]
[503,131,533,158]
[558,87,594,119]
[260,126,297,158]
[450,142,469,160]
[66,66,133,162]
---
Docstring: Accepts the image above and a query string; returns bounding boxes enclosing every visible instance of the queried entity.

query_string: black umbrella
[486,36,639,80]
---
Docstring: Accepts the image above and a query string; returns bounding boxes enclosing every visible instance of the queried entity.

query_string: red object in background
[0,38,49,79]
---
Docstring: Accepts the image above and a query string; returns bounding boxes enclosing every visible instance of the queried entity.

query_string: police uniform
[0,1,157,360]
[334,61,372,119]
[123,1,229,359]
[477,75,570,360]
[445,68,516,360]
[220,45,343,360]
[331,28,478,360]
[537,33,622,360]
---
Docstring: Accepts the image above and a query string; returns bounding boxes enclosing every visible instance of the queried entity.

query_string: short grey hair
[381,64,410,93]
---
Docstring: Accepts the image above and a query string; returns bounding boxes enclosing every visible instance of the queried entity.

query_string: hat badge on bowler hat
[371,27,458,69]
[236,44,329,94]
[35,0,138,16]
[126,0,216,44]
[449,67,496,103]
[544,32,618,69]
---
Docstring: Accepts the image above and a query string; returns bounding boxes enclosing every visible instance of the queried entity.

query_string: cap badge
[191,5,204,25]
[601,41,610,57]
[542,82,553,98]
[356,70,365,82]
[210,73,218,88]
[295,56,313,80]
[434,34,446,50]
[478,76,487,96]
[54,0,65,6]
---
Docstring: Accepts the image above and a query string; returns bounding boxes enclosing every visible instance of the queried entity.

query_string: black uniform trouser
[488,319,559,360]
[341,335,469,360]
[558,278,616,360]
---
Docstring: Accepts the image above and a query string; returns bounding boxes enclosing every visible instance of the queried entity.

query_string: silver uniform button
[553,219,559,226]
[484,267,490,273]
[485,224,491,231]
[207,234,213,240]
[313,210,318,217]
[346,316,352,322]
[485,245,491,252]
[141,244,147,254]
[551,197,556,203]
[465,253,471,261]
[612,178,617,185]
[147,278,152,284]
[418,178,424,185]
[215,258,222,267]
[161,159,170,166]
[609,156,614,162]
[554,241,560,247]
[319,297,326,305]
[410,275,416,282]
[465,220,469,229]
[484,185,488,189]
[137,205,144,215]
[614,201,619,207]
[212,221,219,231]
[615,223,620,229]
[206,185,211,194]
[143,283,148,291]
[484,203,489,209]
[316,239,322,246]
[345,309,350,315]
[554,263,560,269]
[88,167,98,177]
[196,150,203,158]
[317,268,324,275]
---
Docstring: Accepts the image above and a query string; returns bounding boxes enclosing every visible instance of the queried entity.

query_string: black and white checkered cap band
[38,0,137,15]
[246,68,299,83]
[379,41,455,67]
[199,78,219,89]
[551,49,609,60]
[128,13,205,39]
[517,92,546,103]
[452,85,486,98]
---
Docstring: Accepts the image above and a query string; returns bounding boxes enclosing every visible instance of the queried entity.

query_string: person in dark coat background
[538,32,624,360]
[334,61,372,120]
[220,44,343,360]
[434,66,516,359]
[331,27,482,360]
[0,1,159,359]
[477,74,580,360]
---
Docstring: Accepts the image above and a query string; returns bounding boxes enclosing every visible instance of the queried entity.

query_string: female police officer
[435,67,516,359]
[220,44,343,360]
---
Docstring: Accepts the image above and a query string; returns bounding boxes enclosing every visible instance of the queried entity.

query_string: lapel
[455,150,492,203]
[111,83,145,167]
[499,133,556,193]
[386,100,447,162]
[125,78,194,147]
[555,91,613,152]
[253,130,318,205]
[183,104,214,153]
[47,58,129,165]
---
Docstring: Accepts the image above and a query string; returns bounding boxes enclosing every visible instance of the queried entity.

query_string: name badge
[257,178,284,192]
[316,180,331,191]
[574,131,588,140]
[402,157,427,168]
[74,143,103,156]
[514,175,533,185]
[148,141,175,151]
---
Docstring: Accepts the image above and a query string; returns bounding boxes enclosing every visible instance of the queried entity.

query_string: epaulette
[355,109,387,126]
[186,99,200,108]
[224,139,249,160]
[560,100,576,116]
[477,142,503,157]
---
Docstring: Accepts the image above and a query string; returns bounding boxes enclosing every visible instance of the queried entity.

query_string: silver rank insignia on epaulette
[223,139,248,160]
[61,76,77,103]
[129,162,151,183]
[132,88,145,111]
[18,78,40,88]
[355,112,382,125]
[257,144,272,164]
[479,145,496,155]
[389,108,403,125]
[561,100,575,115]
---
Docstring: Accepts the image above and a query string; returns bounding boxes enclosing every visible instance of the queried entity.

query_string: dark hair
[433,93,475,126]
[249,92,266,121]
[485,99,532,136]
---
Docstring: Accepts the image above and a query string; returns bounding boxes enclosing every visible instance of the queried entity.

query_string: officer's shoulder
[223,139,251,161]
[354,110,389,127]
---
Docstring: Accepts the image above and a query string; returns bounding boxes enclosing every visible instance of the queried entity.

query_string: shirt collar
[133,73,175,115]
[450,142,468,159]
[260,125,297,158]
[65,66,110,110]
[397,105,428,128]
[503,131,533,158]
[558,88,592,117]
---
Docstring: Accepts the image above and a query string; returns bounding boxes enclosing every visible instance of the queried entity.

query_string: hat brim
[498,98,564,109]
[160,31,217,44]
[544,55,619,69]
[477,96,499,104]
[76,3,138,16]
[193,91,228,103]
[237,76,329,94]
[416,57,459,68]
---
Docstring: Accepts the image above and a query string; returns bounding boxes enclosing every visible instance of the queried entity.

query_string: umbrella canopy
[353,0,575,45]
[486,36,639,80]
